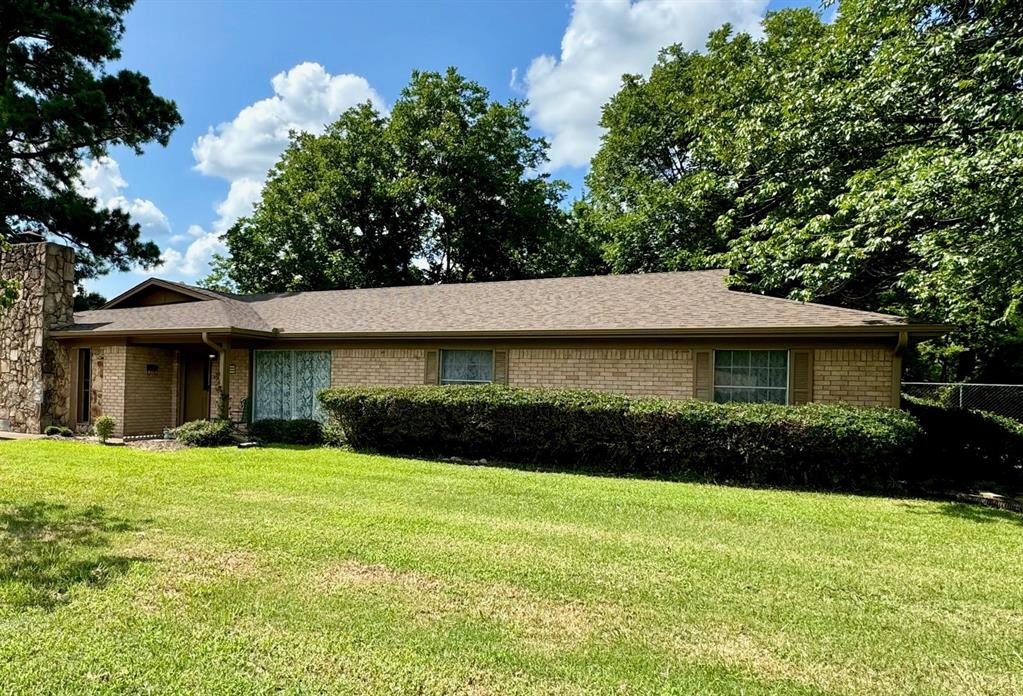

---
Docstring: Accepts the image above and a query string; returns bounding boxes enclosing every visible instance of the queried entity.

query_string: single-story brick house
[1,242,943,436]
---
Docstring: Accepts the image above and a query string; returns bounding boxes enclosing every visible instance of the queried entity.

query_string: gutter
[48,326,276,340]
[49,323,948,341]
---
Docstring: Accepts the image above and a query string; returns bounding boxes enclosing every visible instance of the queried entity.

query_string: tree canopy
[583,0,1023,380]
[0,0,183,305]
[206,68,595,293]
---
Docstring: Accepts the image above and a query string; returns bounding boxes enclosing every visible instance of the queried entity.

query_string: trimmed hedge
[902,395,1023,487]
[249,418,324,445]
[172,419,234,447]
[319,385,920,489]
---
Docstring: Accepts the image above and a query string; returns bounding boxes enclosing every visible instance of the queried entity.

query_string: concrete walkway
[0,431,45,440]
[0,431,126,445]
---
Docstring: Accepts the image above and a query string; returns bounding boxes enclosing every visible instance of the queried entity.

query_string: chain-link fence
[902,382,1023,423]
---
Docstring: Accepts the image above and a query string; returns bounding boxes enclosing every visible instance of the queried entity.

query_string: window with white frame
[713,350,788,404]
[440,350,493,384]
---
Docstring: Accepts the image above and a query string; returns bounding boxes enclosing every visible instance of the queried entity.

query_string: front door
[182,353,210,422]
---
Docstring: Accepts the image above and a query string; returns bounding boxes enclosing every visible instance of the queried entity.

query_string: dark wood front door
[182,353,210,422]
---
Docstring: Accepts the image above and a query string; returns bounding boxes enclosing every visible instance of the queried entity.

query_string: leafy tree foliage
[586,0,1023,380]
[209,104,420,293]
[0,0,182,307]
[209,68,591,293]
[73,290,107,311]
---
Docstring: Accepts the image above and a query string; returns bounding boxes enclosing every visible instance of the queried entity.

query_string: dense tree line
[203,69,600,292]
[579,0,1023,380]
[212,0,1022,380]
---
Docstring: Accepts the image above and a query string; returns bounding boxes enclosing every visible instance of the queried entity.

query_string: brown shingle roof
[59,270,928,338]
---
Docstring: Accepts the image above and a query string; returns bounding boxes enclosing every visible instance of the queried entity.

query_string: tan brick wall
[508,347,694,399]
[123,346,179,435]
[211,349,250,422]
[70,340,899,434]
[90,345,126,436]
[813,348,894,407]
[331,348,426,386]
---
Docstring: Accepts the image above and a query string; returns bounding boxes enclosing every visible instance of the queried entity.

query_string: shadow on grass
[0,501,148,609]
[928,502,1023,527]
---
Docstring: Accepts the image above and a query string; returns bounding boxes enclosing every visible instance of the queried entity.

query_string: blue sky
[86,0,817,299]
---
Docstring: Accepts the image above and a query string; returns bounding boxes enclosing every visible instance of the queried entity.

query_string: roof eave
[49,326,276,340]
[50,323,947,341]
[270,324,945,340]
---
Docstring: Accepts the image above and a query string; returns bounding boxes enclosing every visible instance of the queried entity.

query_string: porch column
[202,333,231,420]
[217,341,231,420]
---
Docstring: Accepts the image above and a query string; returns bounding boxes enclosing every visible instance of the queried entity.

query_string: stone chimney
[0,242,76,432]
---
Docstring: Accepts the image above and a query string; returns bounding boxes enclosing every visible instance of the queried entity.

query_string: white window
[252,350,331,421]
[440,350,493,384]
[714,350,789,404]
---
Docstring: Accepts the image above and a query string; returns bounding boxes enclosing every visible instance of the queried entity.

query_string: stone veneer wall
[813,348,895,407]
[0,242,75,432]
[508,347,694,399]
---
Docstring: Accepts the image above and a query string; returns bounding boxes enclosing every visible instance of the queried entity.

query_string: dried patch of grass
[316,559,445,592]
[126,536,260,584]
[314,558,613,646]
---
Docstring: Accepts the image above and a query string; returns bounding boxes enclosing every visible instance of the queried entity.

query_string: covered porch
[56,331,259,437]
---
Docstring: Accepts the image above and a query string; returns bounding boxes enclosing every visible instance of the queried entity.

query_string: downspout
[893,330,909,357]
[892,330,908,407]
[202,332,230,420]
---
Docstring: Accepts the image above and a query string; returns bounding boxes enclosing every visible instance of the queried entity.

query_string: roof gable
[101,279,226,309]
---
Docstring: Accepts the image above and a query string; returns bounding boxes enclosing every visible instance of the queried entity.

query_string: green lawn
[0,441,1021,695]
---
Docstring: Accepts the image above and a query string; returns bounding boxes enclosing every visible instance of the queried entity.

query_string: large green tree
[586,0,1023,380]
[207,68,592,293]
[208,104,421,293]
[1,0,181,306]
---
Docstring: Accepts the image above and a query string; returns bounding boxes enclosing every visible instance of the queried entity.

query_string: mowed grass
[0,441,1021,695]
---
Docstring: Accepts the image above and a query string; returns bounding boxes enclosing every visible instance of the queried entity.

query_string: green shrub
[322,418,347,448]
[94,415,116,443]
[319,385,920,489]
[902,395,1023,487]
[247,419,286,443]
[249,418,323,445]
[59,427,73,437]
[44,426,61,436]
[172,419,234,447]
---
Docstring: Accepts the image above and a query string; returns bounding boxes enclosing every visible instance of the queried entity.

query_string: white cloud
[521,0,768,170]
[153,228,226,278]
[213,177,264,232]
[160,62,385,279]
[192,61,385,184]
[77,157,172,238]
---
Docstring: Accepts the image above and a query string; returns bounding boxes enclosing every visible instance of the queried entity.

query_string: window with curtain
[440,350,493,384]
[252,350,331,421]
[713,350,788,404]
